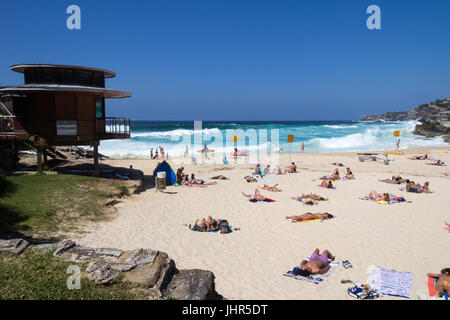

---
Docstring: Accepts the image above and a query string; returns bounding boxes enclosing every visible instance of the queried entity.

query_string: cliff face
[361,99,450,142]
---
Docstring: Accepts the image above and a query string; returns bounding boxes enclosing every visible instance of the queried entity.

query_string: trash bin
[156,171,166,191]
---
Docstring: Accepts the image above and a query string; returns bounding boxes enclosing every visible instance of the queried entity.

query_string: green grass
[0,173,127,237]
[0,250,139,300]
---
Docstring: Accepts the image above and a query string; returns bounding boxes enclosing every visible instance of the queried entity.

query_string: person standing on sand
[396,139,400,151]
[150,148,154,159]
[184,145,190,158]
[301,143,305,152]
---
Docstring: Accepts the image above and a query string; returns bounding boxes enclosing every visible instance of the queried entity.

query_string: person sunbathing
[345,168,354,180]
[286,162,297,173]
[211,175,229,180]
[320,180,334,188]
[286,213,334,223]
[295,193,327,201]
[259,184,280,192]
[427,268,450,297]
[320,169,339,181]
[445,222,450,232]
[332,162,344,167]
[296,249,335,276]
[426,160,445,166]
[379,175,405,184]
[186,216,221,232]
[367,190,390,202]
[190,174,217,185]
[291,197,317,205]
[242,189,272,202]
[408,154,428,160]
[406,181,433,193]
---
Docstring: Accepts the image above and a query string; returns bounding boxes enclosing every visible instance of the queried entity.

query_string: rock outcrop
[361,98,450,142]
[0,238,29,254]
[3,238,222,300]
[164,269,222,300]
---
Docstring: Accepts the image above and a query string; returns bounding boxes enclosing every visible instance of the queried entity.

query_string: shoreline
[101,146,450,162]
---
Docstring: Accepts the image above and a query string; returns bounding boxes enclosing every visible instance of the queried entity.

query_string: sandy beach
[76,146,450,300]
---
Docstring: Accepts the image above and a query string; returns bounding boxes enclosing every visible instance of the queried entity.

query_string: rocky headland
[361,98,450,142]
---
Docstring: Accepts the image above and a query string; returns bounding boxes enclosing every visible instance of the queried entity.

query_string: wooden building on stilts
[0,64,131,172]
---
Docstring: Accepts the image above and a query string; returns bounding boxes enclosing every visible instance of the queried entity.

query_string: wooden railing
[105,117,131,136]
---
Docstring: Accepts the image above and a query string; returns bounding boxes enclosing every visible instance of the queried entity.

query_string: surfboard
[198,149,215,153]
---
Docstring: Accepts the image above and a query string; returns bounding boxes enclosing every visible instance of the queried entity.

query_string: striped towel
[367,266,413,299]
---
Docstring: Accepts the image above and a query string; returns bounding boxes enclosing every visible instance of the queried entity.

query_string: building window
[38,70,54,83]
[93,73,105,88]
[76,71,92,86]
[24,70,36,84]
[95,97,104,119]
[58,70,74,84]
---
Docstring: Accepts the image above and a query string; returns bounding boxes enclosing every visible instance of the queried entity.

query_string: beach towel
[298,219,321,223]
[261,178,275,183]
[190,226,233,233]
[367,266,413,299]
[283,259,339,285]
[359,195,406,205]
[251,198,276,203]
[318,185,336,189]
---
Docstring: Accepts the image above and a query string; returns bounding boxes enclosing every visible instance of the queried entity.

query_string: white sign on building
[56,121,77,136]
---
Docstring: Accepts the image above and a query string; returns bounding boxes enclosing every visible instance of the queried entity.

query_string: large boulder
[0,239,29,255]
[164,269,221,300]
[123,251,175,298]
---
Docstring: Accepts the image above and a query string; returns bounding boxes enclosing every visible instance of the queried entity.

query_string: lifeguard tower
[0,64,131,172]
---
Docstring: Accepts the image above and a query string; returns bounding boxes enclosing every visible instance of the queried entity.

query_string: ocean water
[99,120,448,158]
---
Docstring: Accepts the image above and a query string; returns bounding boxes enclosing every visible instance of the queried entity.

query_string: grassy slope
[0,249,138,300]
[0,173,130,238]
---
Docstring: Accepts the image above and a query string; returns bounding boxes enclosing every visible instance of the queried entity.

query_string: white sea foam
[99,121,447,158]
[323,125,358,129]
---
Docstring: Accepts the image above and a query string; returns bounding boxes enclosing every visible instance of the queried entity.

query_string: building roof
[0,84,131,99]
[10,64,117,79]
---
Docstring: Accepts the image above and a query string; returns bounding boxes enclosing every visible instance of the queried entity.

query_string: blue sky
[1,0,449,120]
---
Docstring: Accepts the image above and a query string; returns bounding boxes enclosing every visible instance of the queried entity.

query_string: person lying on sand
[211,175,229,180]
[332,162,344,167]
[185,216,221,232]
[406,181,433,193]
[242,189,272,202]
[345,168,354,180]
[320,168,340,181]
[297,249,335,276]
[259,184,280,192]
[293,193,327,201]
[427,268,450,297]
[444,222,450,232]
[426,160,445,166]
[408,154,428,160]
[368,190,391,202]
[379,175,406,184]
[320,180,334,189]
[190,174,217,186]
[286,213,334,223]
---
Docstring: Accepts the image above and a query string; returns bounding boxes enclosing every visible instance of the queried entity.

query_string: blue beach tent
[153,161,177,186]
